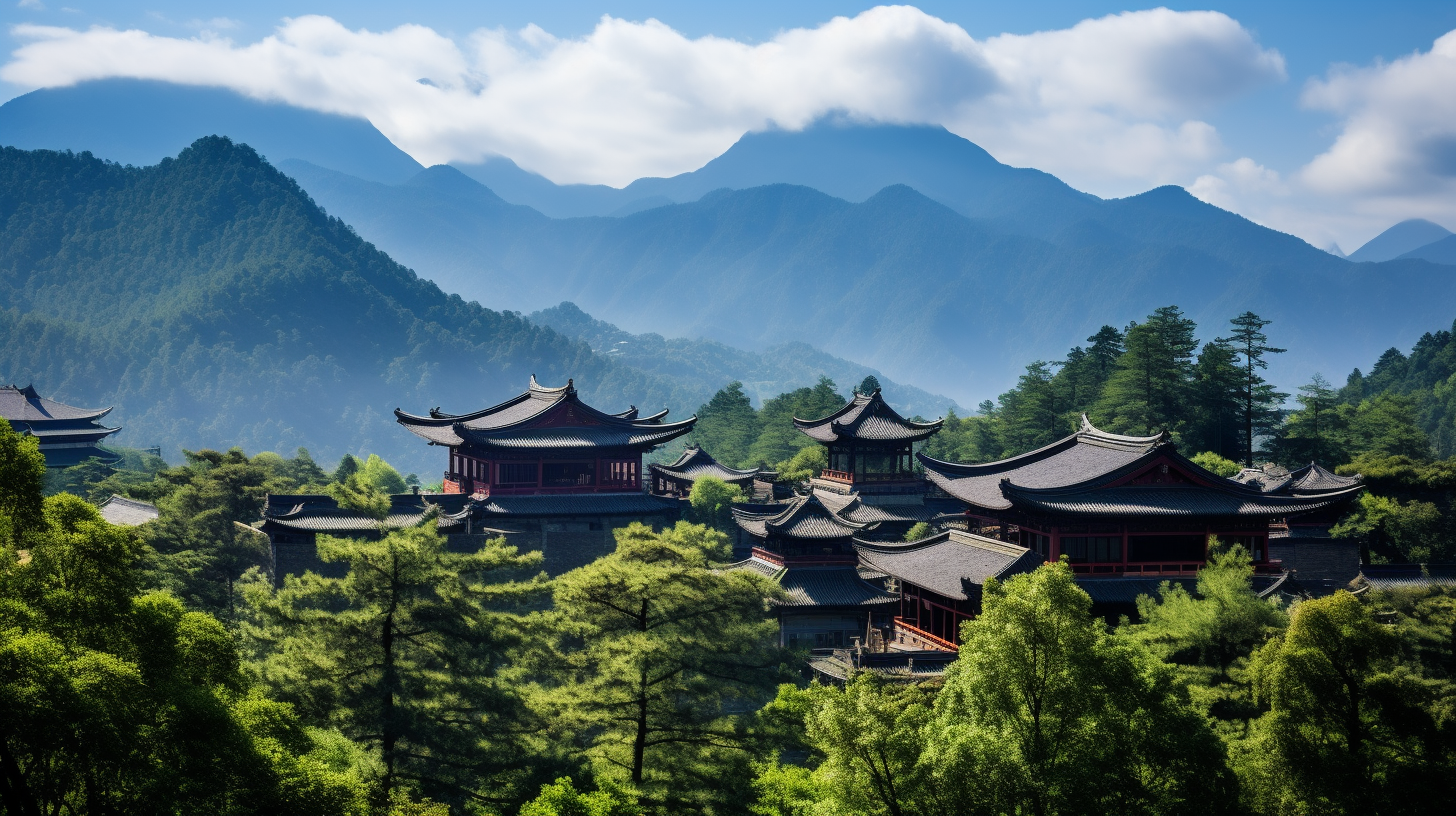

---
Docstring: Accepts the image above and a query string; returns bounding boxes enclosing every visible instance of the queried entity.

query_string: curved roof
[814,489,936,525]
[920,415,1364,518]
[396,376,696,451]
[1287,462,1363,494]
[97,495,159,527]
[794,388,942,444]
[919,415,1165,511]
[732,493,871,539]
[723,558,898,607]
[262,493,475,533]
[649,446,760,483]
[0,384,114,423]
[855,530,1040,600]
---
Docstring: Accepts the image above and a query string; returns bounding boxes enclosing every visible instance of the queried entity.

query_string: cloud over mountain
[0,6,1282,191]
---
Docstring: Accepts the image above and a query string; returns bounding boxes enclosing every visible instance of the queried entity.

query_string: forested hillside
[0,139,700,475]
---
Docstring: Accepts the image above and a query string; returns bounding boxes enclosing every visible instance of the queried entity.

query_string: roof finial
[566,378,574,392]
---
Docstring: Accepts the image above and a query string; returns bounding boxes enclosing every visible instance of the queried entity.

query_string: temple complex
[0,384,121,468]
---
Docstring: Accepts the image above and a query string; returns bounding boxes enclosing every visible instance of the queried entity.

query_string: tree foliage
[543,522,786,813]
[242,522,548,810]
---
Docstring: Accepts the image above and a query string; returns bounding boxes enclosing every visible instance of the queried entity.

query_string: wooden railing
[893,618,957,652]
[819,468,852,482]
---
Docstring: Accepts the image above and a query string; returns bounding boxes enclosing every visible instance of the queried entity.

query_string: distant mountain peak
[1349,218,1453,263]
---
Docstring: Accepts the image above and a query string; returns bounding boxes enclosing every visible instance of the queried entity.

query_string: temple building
[259,493,483,586]
[0,384,121,468]
[648,445,774,500]
[731,493,898,649]
[918,416,1366,583]
[797,388,942,501]
[855,530,1042,649]
[392,376,691,573]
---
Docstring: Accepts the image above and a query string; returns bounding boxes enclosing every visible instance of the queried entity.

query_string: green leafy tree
[693,382,760,467]
[1239,591,1456,814]
[687,476,746,532]
[544,522,786,813]
[747,378,843,468]
[333,454,361,484]
[356,453,408,494]
[924,561,1236,816]
[775,445,826,484]
[519,776,641,816]
[1085,324,1126,387]
[243,522,549,809]
[0,487,364,815]
[857,375,882,395]
[1136,543,1287,677]
[1219,312,1288,466]
[997,362,1065,454]
[1192,451,1242,477]
[0,418,45,550]
[903,522,934,542]
[1277,374,1339,463]
[800,675,941,816]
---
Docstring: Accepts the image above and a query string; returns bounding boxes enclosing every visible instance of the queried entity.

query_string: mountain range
[3,80,1455,411]
[1348,218,1455,263]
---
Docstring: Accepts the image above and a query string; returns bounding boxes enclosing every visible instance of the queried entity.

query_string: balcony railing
[893,618,957,652]
[820,468,852,483]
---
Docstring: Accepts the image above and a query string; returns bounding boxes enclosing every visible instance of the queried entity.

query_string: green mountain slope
[282,159,1456,408]
[0,138,700,474]
[528,301,962,418]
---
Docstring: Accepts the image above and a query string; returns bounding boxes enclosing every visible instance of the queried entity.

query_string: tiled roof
[1002,483,1363,518]
[856,530,1040,600]
[1287,462,1363,494]
[0,384,113,423]
[732,494,869,539]
[1231,467,1292,493]
[724,556,782,578]
[777,566,899,607]
[396,376,695,450]
[1358,565,1456,591]
[1073,574,1290,605]
[262,493,474,533]
[919,415,1163,511]
[96,495,159,526]
[815,490,935,525]
[477,493,680,516]
[648,446,760,483]
[794,389,942,444]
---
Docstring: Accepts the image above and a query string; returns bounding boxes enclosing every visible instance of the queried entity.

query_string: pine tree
[544,522,785,813]
[243,521,549,808]
[856,375,881,395]
[1187,340,1243,460]
[1085,324,1126,388]
[692,382,759,467]
[1219,312,1288,466]
[1093,307,1198,436]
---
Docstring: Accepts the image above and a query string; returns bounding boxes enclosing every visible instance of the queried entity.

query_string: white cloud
[16,0,43,9]
[1189,157,1285,211]
[0,6,1284,189]
[1301,30,1456,198]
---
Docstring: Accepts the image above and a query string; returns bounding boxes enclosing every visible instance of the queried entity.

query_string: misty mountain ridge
[1349,218,1454,263]
[4,80,1456,409]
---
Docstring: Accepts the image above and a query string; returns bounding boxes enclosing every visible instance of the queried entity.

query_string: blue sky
[4,2,1455,250]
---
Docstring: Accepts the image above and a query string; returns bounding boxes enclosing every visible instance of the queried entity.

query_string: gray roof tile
[856,530,1040,600]
[96,495,159,526]
[649,446,760,483]
[794,389,942,444]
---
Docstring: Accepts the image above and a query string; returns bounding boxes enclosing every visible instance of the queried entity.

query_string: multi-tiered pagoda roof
[395,376,695,452]
[793,388,943,444]
[0,384,121,468]
[649,445,761,490]
[732,493,872,541]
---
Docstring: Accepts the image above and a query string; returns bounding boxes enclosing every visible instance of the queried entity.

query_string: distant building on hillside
[0,384,121,468]
[392,376,692,573]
